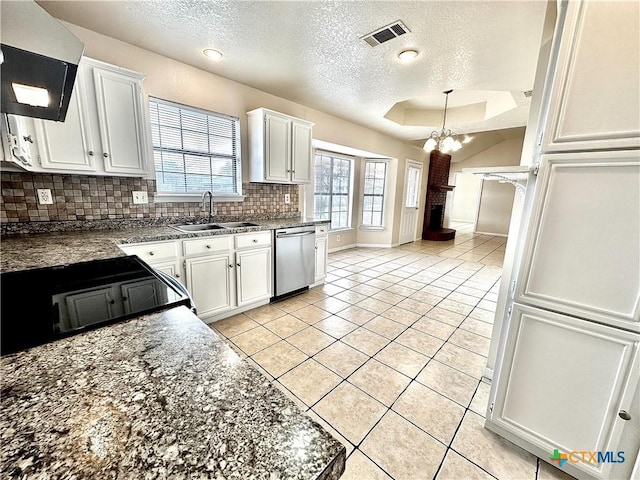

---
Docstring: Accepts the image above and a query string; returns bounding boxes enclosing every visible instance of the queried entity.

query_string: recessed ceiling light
[398,49,418,61]
[203,49,223,60]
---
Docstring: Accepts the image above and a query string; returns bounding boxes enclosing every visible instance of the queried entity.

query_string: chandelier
[423,89,463,154]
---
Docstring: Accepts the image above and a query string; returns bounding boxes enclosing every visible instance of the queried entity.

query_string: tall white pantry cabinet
[486,2,640,480]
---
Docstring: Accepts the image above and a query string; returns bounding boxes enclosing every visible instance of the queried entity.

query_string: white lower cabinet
[314,224,328,284]
[236,248,272,307]
[488,303,639,480]
[184,253,235,318]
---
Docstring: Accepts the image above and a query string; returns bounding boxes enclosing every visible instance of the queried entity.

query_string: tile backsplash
[1,172,299,224]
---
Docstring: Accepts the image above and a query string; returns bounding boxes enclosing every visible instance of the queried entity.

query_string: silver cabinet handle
[23,135,33,143]
[88,151,94,156]
[175,273,180,278]
[619,410,632,421]
[228,264,233,268]
[205,245,211,249]
[237,263,241,267]
[148,251,155,256]
[103,152,109,158]
[252,239,258,243]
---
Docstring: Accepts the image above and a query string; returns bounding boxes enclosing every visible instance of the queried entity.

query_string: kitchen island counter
[0,217,328,272]
[0,306,345,479]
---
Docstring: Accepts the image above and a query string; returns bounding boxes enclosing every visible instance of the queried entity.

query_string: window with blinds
[362,160,387,228]
[149,97,241,195]
[314,151,353,230]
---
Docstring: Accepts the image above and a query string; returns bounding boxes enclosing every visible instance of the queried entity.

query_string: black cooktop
[1,256,191,355]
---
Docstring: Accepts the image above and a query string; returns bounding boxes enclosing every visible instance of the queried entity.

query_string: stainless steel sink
[218,222,261,228]
[171,223,228,232]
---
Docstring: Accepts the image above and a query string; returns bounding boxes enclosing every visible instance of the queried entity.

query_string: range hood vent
[0,1,84,122]
[361,21,410,47]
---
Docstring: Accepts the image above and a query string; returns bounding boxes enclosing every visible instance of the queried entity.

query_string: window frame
[360,159,389,230]
[313,150,354,231]
[148,97,243,201]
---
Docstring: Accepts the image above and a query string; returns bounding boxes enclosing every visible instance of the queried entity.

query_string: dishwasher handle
[276,231,315,238]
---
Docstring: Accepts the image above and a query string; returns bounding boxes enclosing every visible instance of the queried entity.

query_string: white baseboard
[355,243,396,248]
[474,231,508,237]
[483,367,494,381]
[328,244,357,253]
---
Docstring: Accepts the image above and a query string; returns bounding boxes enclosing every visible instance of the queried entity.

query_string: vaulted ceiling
[38,0,549,143]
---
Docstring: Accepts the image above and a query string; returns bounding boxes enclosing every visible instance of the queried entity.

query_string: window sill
[154,193,245,203]
[360,226,385,231]
[329,227,354,233]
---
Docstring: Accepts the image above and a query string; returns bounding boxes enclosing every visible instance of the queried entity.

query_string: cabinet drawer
[235,231,272,249]
[315,224,328,235]
[183,236,232,256]
[119,241,178,261]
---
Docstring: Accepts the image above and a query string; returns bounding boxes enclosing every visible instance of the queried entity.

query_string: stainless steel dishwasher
[274,225,316,297]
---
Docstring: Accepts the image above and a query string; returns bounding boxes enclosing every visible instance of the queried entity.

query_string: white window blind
[149,97,241,195]
[314,151,353,230]
[362,160,387,228]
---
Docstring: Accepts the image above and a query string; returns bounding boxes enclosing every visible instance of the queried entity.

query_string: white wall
[447,133,525,235]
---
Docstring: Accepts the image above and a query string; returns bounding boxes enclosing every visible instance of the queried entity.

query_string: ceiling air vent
[361,21,410,47]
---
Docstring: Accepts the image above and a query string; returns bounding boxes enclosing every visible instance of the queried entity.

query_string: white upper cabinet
[33,72,95,172]
[91,61,148,175]
[2,57,149,177]
[541,0,640,152]
[248,107,314,184]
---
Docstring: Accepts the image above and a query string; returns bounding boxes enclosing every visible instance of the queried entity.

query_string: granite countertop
[0,306,345,479]
[0,217,329,272]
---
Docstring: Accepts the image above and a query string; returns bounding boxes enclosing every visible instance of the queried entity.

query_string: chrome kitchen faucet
[201,191,215,222]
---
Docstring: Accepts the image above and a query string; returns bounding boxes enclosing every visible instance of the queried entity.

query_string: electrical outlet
[132,191,148,204]
[336,235,341,242]
[37,189,53,205]
[284,194,291,204]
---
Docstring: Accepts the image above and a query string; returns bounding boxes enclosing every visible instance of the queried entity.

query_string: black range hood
[0,1,84,122]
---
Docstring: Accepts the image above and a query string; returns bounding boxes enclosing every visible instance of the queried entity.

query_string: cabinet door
[33,80,95,172]
[151,260,183,284]
[264,112,291,182]
[542,0,640,152]
[121,279,162,314]
[515,152,640,331]
[490,303,639,480]
[184,254,235,317]
[291,120,312,183]
[65,286,119,329]
[314,235,328,282]
[236,248,272,307]
[92,66,147,176]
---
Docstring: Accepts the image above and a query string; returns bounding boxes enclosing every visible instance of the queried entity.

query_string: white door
[399,160,423,244]
[236,248,272,306]
[185,254,235,317]
[489,303,639,480]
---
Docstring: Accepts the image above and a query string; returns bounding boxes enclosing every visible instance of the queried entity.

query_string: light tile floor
[210,227,576,480]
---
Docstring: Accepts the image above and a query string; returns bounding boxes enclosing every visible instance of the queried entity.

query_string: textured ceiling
[37,0,548,142]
